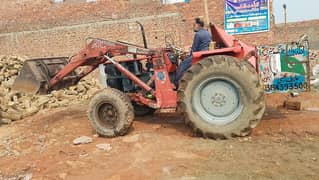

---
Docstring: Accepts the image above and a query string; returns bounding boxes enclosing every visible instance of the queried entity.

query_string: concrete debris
[0,55,101,124]
[284,100,302,111]
[310,50,319,61]
[73,136,93,145]
[290,92,299,97]
[25,173,33,180]
[304,108,319,112]
[311,79,319,89]
[0,118,12,125]
[96,143,112,151]
[162,166,172,176]
[312,64,319,76]
[58,173,68,180]
[0,173,33,180]
[122,134,140,143]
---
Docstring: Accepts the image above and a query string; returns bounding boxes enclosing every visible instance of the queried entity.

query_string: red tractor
[13,23,265,139]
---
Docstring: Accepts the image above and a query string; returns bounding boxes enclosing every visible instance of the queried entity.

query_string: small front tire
[88,88,134,137]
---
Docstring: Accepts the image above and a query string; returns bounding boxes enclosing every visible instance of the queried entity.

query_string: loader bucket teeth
[12,57,70,94]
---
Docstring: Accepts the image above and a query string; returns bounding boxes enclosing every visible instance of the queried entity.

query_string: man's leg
[175,55,193,86]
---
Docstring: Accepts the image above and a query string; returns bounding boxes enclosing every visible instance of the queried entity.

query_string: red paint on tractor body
[22,24,258,111]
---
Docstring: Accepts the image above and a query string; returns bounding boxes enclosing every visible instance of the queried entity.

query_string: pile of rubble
[0,55,101,124]
[310,50,319,89]
[310,50,319,61]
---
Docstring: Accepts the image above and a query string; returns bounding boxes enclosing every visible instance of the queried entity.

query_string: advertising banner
[224,0,270,35]
[161,0,190,4]
[258,41,310,93]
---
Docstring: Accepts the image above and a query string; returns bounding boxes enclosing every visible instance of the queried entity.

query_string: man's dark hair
[195,18,204,27]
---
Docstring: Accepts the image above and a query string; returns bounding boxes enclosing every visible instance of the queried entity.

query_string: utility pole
[203,0,210,25]
[283,4,287,44]
[283,4,290,70]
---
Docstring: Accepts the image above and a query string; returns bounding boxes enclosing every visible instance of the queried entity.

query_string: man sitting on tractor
[175,18,212,86]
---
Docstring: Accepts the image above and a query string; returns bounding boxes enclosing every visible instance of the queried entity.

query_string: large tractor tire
[88,88,134,137]
[178,55,265,139]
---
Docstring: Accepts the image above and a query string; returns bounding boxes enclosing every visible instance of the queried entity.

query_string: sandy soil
[0,93,319,180]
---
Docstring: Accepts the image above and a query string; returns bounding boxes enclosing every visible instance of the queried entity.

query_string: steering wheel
[164,34,189,63]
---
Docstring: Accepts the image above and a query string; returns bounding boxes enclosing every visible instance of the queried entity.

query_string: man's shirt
[191,29,212,53]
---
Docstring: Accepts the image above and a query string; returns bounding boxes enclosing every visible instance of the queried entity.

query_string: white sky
[273,0,319,23]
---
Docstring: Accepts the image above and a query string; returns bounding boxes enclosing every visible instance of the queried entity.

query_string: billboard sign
[258,41,310,93]
[161,0,190,4]
[224,0,270,35]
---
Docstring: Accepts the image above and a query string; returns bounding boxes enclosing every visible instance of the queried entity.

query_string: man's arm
[191,33,200,53]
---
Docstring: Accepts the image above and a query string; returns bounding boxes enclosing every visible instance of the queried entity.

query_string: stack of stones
[0,55,101,124]
[310,50,319,89]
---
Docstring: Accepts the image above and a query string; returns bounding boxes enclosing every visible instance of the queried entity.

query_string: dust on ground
[0,93,319,180]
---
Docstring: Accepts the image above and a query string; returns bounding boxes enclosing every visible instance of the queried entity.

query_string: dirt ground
[0,93,319,180]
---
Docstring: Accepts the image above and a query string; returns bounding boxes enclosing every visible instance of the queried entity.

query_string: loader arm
[13,38,156,94]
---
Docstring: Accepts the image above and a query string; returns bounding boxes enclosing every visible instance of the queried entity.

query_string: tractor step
[159,108,176,113]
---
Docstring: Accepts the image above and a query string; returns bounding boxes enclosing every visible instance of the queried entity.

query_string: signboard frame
[224,0,270,35]
[258,40,311,93]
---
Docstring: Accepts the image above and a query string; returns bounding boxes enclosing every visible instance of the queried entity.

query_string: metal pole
[283,4,289,66]
[203,0,210,25]
[283,4,287,44]
[306,39,311,91]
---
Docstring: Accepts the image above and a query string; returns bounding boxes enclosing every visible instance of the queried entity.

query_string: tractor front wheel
[88,88,134,137]
[178,55,265,139]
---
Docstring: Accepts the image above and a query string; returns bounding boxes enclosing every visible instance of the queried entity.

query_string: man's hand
[180,52,189,60]
[184,46,192,54]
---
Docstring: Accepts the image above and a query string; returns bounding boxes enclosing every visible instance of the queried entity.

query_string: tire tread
[177,55,265,139]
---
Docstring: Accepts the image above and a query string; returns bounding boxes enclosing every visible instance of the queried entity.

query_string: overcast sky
[273,0,319,23]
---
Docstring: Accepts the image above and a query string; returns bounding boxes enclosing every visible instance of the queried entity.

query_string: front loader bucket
[12,57,75,94]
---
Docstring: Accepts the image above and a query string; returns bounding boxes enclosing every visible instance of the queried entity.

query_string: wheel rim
[192,77,243,125]
[96,102,118,129]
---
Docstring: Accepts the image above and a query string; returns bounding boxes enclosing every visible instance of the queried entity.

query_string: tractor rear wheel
[88,88,134,137]
[178,55,265,139]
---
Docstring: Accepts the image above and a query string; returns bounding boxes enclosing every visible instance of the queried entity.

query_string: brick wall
[0,13,184,57]
[0,0,318,58]
[274,20,319,48]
